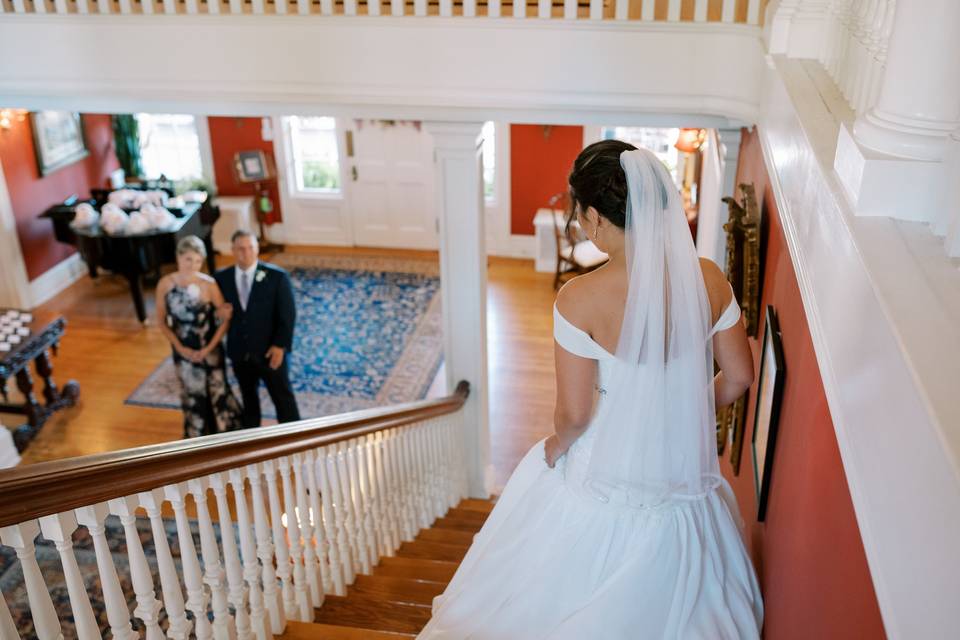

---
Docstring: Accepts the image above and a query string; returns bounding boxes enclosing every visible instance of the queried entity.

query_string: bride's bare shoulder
[555,273,596,326]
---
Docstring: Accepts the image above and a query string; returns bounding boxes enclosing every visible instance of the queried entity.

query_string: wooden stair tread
[442,507,490,525]
[431,515,485,533]
[352,574,446,606]
[375,556,459,583]
[280,620,415,639]
[417,527,477,546]
[456,498,496,513]
[313,594,432,635]
[398,539,469,563]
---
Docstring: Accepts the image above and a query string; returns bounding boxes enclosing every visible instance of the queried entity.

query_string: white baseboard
[489,234,535,259]
[29,253,86,308]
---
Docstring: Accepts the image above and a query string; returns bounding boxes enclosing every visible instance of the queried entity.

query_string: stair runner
[280,498,494,639]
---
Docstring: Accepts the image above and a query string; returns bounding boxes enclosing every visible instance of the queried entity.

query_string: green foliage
[301,161,340,190]
[111,114,143,178]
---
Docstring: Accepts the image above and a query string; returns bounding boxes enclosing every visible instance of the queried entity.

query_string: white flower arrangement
[255,270,267,283]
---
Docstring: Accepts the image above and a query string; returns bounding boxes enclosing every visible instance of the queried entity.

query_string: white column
[423,121,490,499]
[0,159,30,309]
[835,0,960,222]
[853,0,960,161]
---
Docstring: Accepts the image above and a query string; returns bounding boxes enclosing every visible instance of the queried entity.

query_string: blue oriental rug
[126,253,444,419]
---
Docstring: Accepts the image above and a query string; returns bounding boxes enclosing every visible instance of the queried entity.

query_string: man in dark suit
[215,230,300,426]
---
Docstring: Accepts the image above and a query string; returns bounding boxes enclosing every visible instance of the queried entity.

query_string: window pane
[289,116,341,193]
[482,121,495,201]
[600,126,681,185]
[137,113,203,182]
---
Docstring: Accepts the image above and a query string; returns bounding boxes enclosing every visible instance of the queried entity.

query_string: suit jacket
[215,262,296,364]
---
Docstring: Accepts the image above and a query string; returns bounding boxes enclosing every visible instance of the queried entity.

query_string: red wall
[0,113,119,281]
[208,116,283,224]
[722,127,886,640]
[509,124,583,235]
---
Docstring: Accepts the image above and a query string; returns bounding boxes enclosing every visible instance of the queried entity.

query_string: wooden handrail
[0,380,469,528]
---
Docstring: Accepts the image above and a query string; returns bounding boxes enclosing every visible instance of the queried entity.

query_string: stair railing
[0,381,469,639]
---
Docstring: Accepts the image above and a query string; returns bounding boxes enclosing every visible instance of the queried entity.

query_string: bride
[418,141,763,639]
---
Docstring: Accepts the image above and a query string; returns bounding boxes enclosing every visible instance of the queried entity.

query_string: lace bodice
[552,288,741,491]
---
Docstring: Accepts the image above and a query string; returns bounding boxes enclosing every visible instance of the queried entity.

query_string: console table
[0,310,79,452]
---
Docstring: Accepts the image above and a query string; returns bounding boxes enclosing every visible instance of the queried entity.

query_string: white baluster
[297,0,309,13]
[186,477,235,640]
[53,0,67,13]
[275,0,288,14]
[563,0,575,20]
[694,0,707,21]
[640,0,653,20]
[163,0,176,13]
[396,427,418,540]
[0,522,61,640]
[429,421,447,519]
[414,426,432,529]
[345,442,373,574]
[261,460,297,619]
[75,505,137,640]
[117,0,130,13]
[439,0,451,16]
[278,456,313,620]
[746,0,760,24]
[325,448,355,586]
[95,0,109,14]
[162,483,213,640]
[138,489,192,640]
[207,0,219,13]
[513,0,525,18]
[75,0,89,14]
[245,464,286,634]
[291,453,324,607]
[613,0,626,20]
[0,588,19,639]
[721,0,735,22]
[367,435,389,557]
[355,439,379,563]
[390,0,402,15]
[228,469,270,640]
[413,0,425,15]
[371,432,395,555]
[303,449,334,594]
[386,429,408,545]
[251,0,262,12]
[666,0,680,21]
[38,513,99,640]
[588,0,600,19]
[209,473,253,640]
[108,496,164,640]
[488,0,500,17]
[315,447,346,595]
[463,0,474,17]
[228,0,241,13]
[377,430,399,553]
[142,0,154,13]
[537,0,549,18]
[33,0,47,13]
[368,0,380,15]
[441,416,459,509]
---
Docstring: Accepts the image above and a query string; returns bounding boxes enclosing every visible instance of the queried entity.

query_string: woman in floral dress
[156,236,243,437]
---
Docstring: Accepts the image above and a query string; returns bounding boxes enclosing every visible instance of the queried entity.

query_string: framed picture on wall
[30,111,89,176]
[752,304,786,522]
[233,150,275,183]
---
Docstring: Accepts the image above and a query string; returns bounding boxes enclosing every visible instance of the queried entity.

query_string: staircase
[280,499,494,639]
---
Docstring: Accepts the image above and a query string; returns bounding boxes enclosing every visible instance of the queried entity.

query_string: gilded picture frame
[30,111,89,177]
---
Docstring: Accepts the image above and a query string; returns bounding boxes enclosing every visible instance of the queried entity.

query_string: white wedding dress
[418,298,763,639]
[418,149,763,639]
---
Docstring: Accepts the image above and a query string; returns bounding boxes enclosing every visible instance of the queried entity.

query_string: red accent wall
[208,116,283,224]
[0,113,119,281]
[510,124,583,235]
[721,127,886,640]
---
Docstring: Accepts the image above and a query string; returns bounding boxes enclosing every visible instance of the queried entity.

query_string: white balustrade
[0,407,468,640]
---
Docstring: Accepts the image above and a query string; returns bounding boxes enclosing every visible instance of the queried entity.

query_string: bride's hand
[544,435,568,469]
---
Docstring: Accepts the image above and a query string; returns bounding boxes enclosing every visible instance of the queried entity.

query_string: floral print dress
[165,284,243,438]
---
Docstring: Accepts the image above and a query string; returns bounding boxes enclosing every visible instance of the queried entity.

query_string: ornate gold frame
[716,182,761,474]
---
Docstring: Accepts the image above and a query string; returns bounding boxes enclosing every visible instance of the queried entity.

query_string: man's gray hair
[176,235,207,258]
[231,229,258,244]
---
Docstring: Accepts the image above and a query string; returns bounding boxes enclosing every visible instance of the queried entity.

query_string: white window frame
[135,113,214,187]
[280,115,345,201]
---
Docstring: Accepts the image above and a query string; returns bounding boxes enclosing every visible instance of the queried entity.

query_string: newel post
[424,121,492,498]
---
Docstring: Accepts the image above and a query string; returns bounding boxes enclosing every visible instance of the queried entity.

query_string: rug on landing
[126,253,443,419]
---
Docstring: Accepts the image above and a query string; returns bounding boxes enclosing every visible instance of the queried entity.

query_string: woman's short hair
[177,235,207,258]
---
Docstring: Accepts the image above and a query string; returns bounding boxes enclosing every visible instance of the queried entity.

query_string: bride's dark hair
[567,139,638,230]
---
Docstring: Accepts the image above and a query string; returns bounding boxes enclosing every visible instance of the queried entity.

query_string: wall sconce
[674,128,706,153]
[0,109,28,131]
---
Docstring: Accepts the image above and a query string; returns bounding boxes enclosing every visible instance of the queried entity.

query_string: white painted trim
[0,159,31,309]
[194,113,217,190]
[28,253,86,308]
[0,16,763,128]
[0,422,20,469]
[758,56,960,639]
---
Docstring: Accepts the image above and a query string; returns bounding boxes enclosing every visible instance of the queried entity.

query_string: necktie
[239,272,251,311]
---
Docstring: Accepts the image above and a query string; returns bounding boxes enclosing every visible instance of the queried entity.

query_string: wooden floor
[7,246,557,489]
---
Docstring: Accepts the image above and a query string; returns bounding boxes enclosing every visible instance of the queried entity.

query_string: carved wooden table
[0,310,79,452]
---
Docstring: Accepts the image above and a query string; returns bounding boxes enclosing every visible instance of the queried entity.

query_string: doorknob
[351,166,358,181]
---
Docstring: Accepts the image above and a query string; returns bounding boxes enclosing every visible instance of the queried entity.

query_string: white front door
[346,121,437,250]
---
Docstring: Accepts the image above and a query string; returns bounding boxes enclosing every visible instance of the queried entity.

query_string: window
[601,127,681,185]
[287,116,341,194]
[482,121,496,202]
[136,113,204,182]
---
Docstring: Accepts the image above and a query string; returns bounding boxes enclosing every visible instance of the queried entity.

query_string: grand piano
[43,195,220,323]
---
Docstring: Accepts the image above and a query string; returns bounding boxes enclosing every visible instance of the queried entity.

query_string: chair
[553,211,608,290]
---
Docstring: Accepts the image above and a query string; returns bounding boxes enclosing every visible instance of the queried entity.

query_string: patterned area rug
[0,516,220,639]
[126,253,443,419]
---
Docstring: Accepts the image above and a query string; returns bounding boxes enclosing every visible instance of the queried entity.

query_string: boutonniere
[255,270,266,283]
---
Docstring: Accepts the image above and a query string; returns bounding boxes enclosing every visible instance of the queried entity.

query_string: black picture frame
[29,111,89,177]
[752,304,786,522]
